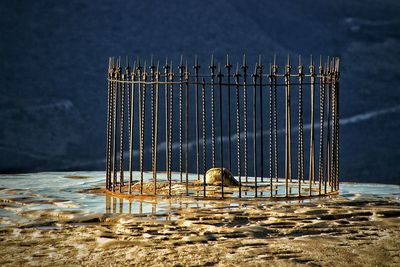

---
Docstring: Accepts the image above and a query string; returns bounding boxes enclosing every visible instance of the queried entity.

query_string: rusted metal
[105,55,341,199]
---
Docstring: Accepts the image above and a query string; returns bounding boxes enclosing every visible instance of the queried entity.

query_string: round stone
[205,168,239,186]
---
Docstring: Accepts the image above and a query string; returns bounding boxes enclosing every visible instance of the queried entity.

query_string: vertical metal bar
[268,63,273,197]
[284,55,292,197]
[168,61,174,195]
[272,57,279,184]
[210,55,216,168]
[218,64,224,198]
[119,60,125,192]
[140,62,147,195]
[179,56,184,182]
[318,57,326,194]
[201,78,207,197]
[234,64,242,198]
[194,56,200,181]
[252,64,258,197]
[242,55,249,184]
[326,58,332,192]
[309,56,315,196]
[185,61,189,196]
[258,56,264,184]
[225,55,232,173]
[154,62,160,195]
[331,59,337,192]
[164,59,170,187]
[297,56,304,197]
[112,58,119,192]
[106,58,112,190]
[129,61,136,194]
[150,57,156,187]
[335,58,340,191]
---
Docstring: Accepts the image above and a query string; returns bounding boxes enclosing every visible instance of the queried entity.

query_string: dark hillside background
[0,0,399,184]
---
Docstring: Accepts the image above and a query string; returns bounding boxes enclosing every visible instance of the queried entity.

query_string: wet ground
[0,172,399,266]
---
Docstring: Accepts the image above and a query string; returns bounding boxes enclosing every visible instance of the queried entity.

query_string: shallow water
[0,171,399,228]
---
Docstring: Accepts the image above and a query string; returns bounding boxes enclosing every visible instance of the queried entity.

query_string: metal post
[258,56,264,184]
[179,56,184,182]
[218,64,224,198]
[112,58,119,192]
[326,59,331,192]
[252,64,258,197]
[140,62,147,195]
[201,78,207,197]
[164,59,170,187]
[309,56,315,196]
[194,56,200,181]
[129,61,136,194]
[185,61,189,195]
[168,61,174,195]
[242,55,249,184]
[284,55,292,197]
[268,63,273,197]
[150,57,156,186]
[234,63,242,198]
[297,56,304,197]
[225,55,232,173]
[106,58,112,190]
[210,55,216,168]
[119,60,125,192]
[272,55,279,183]
[154,62,160,195]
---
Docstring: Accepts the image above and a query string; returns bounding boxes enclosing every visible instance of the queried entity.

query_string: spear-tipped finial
[235,62,240,76]
[179,55,184,69]
[210,54,216,71]
[253,63,258,77]
[310,54,314,66]
[287,54,291,66]
[225,54,232,68]
[133,60,136,72]
[258,55,263,69]
[299,55,302,66]
[217,63,223,77]
[156,61,160,74]
[269,63,272,75]
[136,57,141,70]
[143,61,147,73]
[118,56,121,69]
[242,54,247,67]
[194,55,200,70]
[319,55,322,68]
[164,57,170,71]
[273,54,277,65]
[108,57,111,71]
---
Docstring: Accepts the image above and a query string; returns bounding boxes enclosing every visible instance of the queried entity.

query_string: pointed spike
[269,63,272,74]
[310,54,314,66]
[299,55,302,66]
[156,61,159,73]
[226,54,230,65]
[165,57,168,66]
[236,62,239,74]
[242,54,247,67]
[195,55,198,66]
[253,63,258,75]
[185,59,188,71]
[319,55,322,68]
[150,55,154,66]
[126,56,129,68]
[180,55,183,67]
[133,60,136,71]
[218,63,221,73]
[118,56,121,68]
[287,54,290,65]
[170,60,173,70]
[258,55,262,66]
[143,61,147,72]
[211,54,214,66]
[273,54,276,65]
[137,57,141,69]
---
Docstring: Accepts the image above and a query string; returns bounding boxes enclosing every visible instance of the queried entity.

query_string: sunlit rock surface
[0,172,399,266]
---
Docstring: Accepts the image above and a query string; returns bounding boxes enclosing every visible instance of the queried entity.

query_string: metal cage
[105,55,340,199]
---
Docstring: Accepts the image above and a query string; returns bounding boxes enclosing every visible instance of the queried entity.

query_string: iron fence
[105,55,340,199]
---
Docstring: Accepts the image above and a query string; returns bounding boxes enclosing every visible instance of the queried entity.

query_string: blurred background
[0,0,399,184]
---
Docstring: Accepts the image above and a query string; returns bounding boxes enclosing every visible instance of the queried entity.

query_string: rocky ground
[1,193,399,266]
